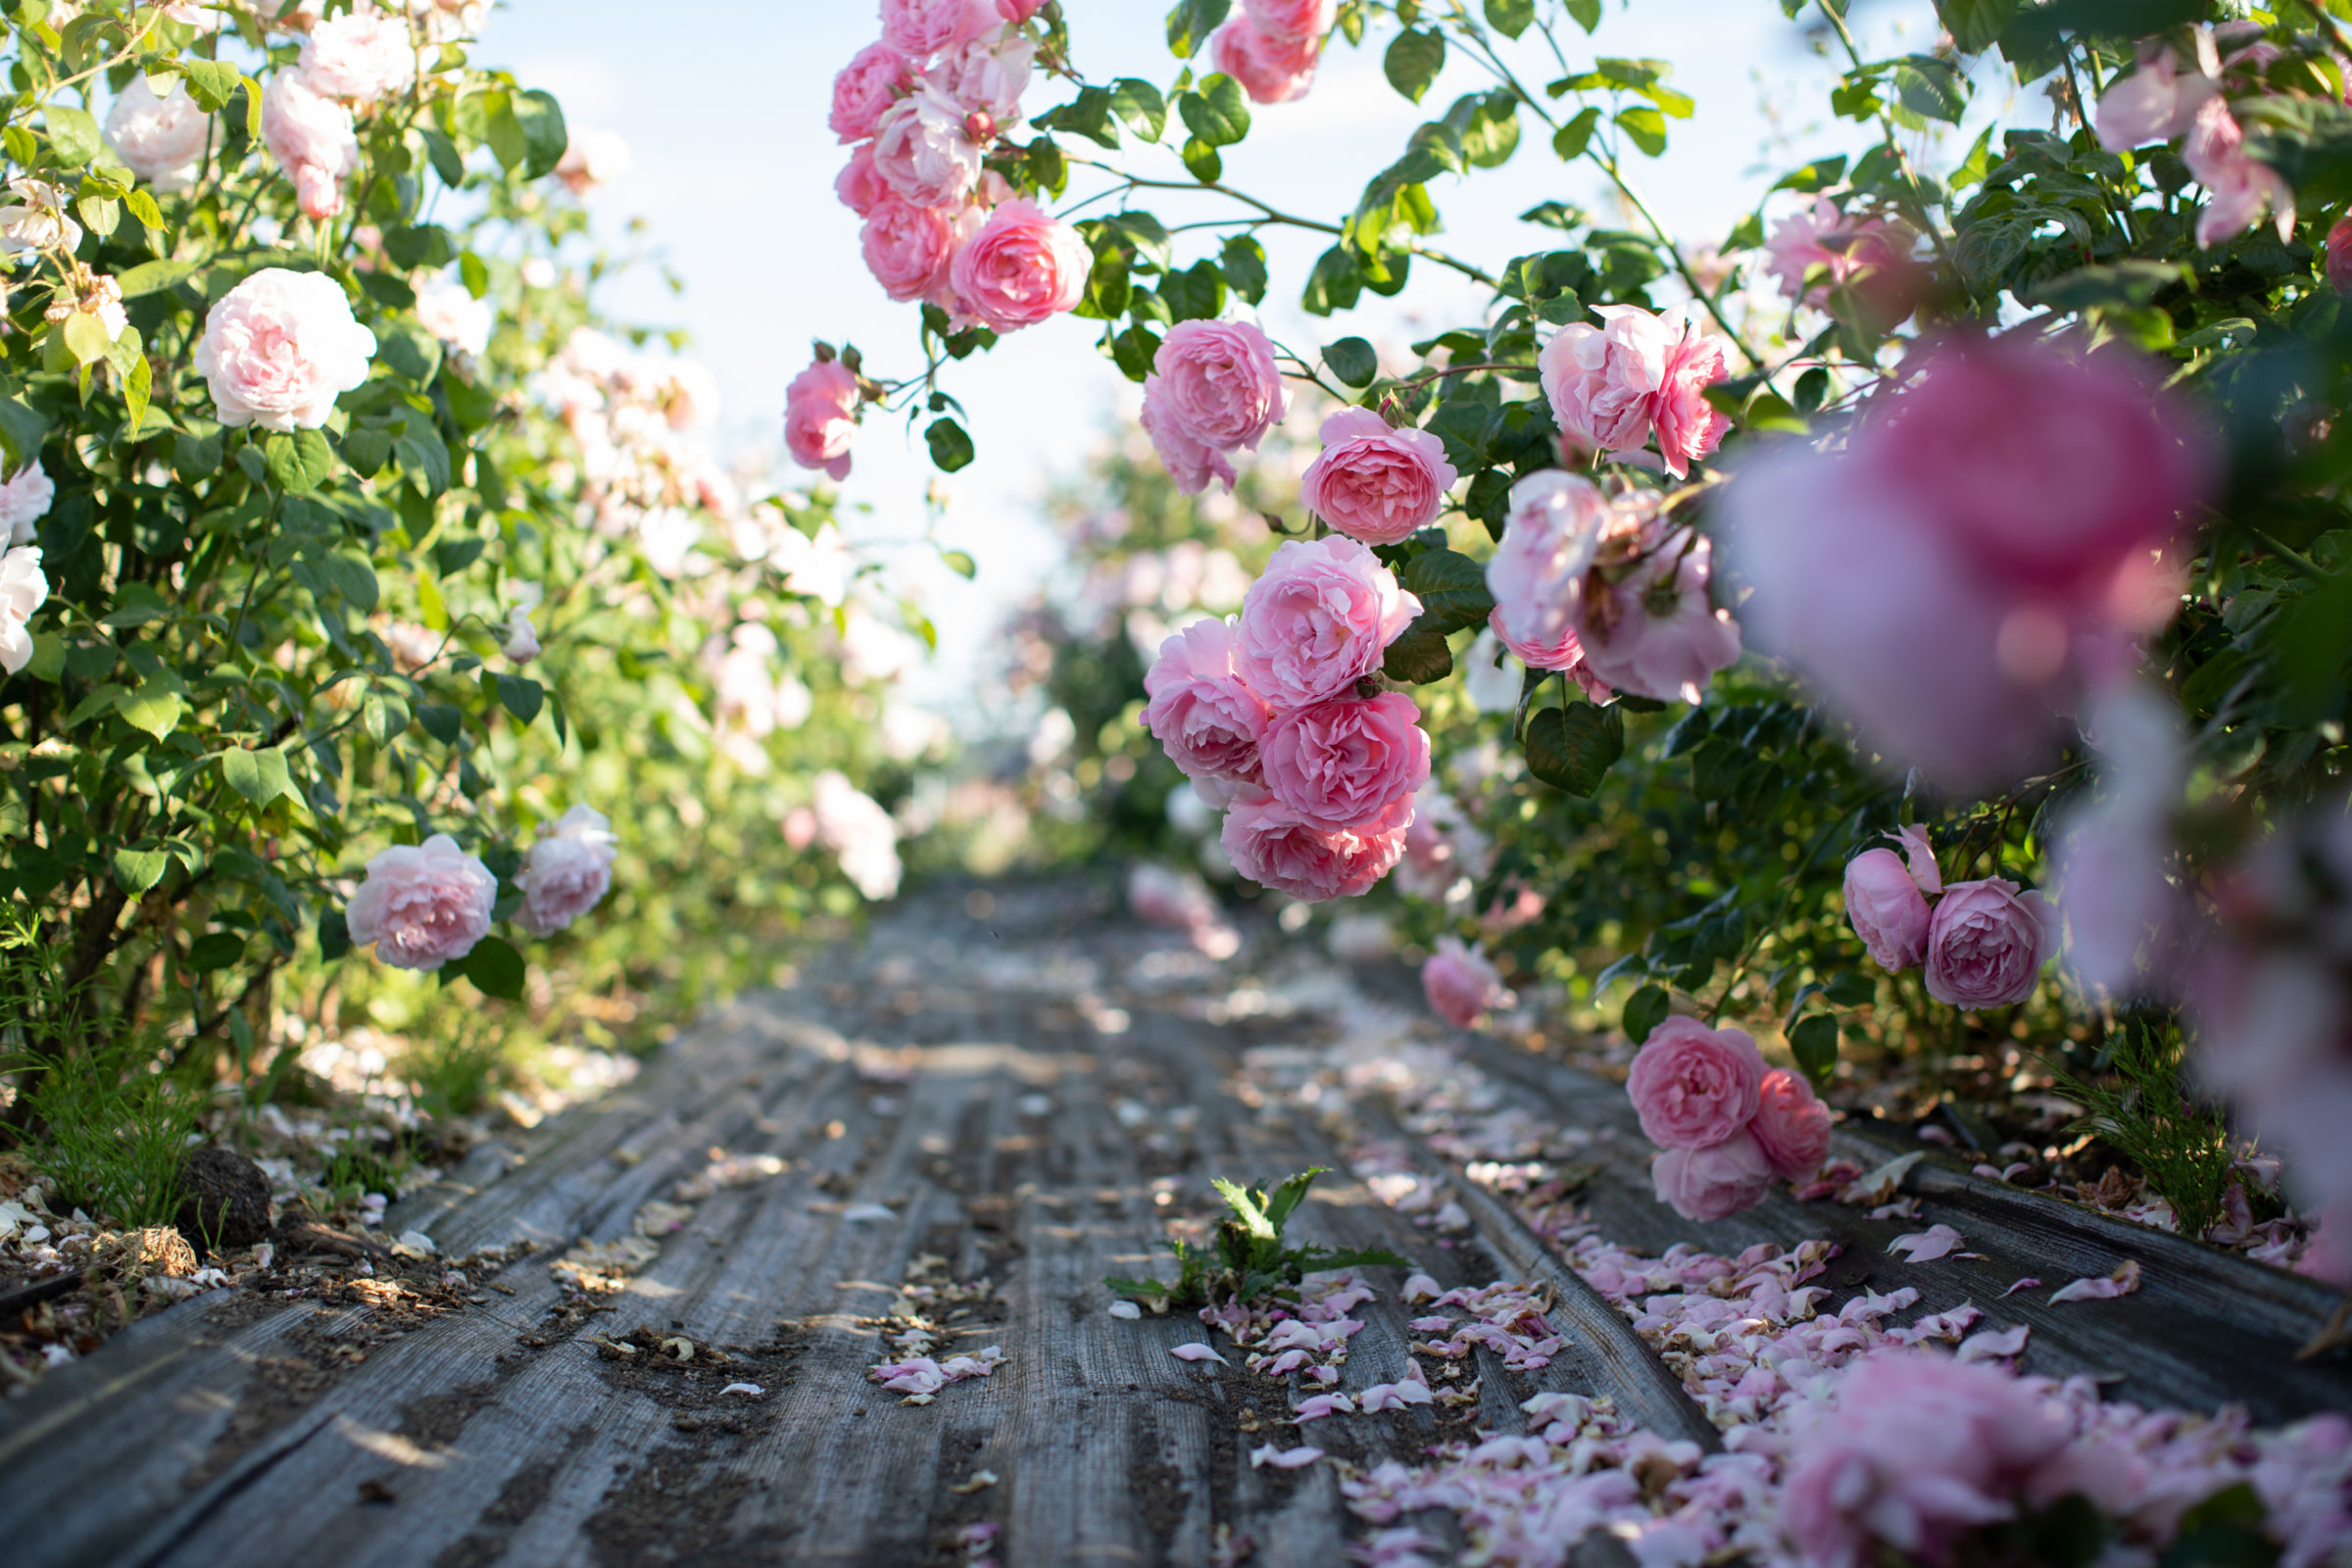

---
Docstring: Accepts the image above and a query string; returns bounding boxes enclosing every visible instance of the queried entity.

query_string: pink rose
[860,195,965,303]
[1843,848,1930,971]
[1222,791,1411,903]
[1143,616,1273,789]
[871,87,980,209]
[1540,304,1676,457]
[261,71,359,220]
[1141,375,1237,495]
[1299,408,1458,546]
[194,268,377,432]
[1146,319,1286,459]
[1423,936,1507,1029]
[1235,536,1421,710]
[2184,97,2295,249]
[1751,1068,1832,1180]
[346,833,497,970]
[1765,196,1906,308]
[1486,470,1609,657]
[1650,1130,1775,1222]
[514,805,618,939]
[879,0,1001,57]
[1626,1016,1766,1150]
[2093,38,2218,152]
[1887,822,1941,896]
[1259,691,1430,831]
[104,76,211,192]
[555,128,630,195]
[948,197,1089,332]
[1243,0,1335,41]
[1924,878,2056,1009]
[813,771,903,901]
[1573,526,1740,705]
[830,41,911,141]
[297,3,416,104]
[933,31,1034,122]
[2330,216,2352,294]
[835,143,886,215]
[997,0,1047,18]
[785,359,859,480]
[1209,15,1322,104]
[1651,323,1731,478]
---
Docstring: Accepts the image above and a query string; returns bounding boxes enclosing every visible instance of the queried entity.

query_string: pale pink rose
[0,461,53,547]
[1143,615,1273,788]
[1210,16,1322,105]
[0,546,47,676]
[1259,691,1430,831]
[1764,196,1905,308]
[1235,536,1421,710]
[1128,860,1220,932]
[1486,470,1610,656]
[785,360,859,480]
[1221,791,1411,903]
[1650,1129,1774,1222]
[2185,97,2295,248]
[831,41,911,142]
[948,197,1089,332]
[1395,786,1491,901]
[860,195,963,303]
[813,770,902,901]
[1626,1015,1766,1150]
[1541,304,1678,460]
[157,2,225,30]
[104,76,211,192]
[262,71,359,220]
[500,609,539,663]
[1887,822,1941,895]
[1141,373,1237,496]
[1573,526,1740,705]
[835,143,886,215]
[194,268,377,432]
[871,87,981,209]
[879,0,1001,58]
[514,805,618,938]
[1300,408,1458,546]
[1844,848,1930,971]
[556,128,630,194]
[346,833,497,970]
[2051,683,2190,997]
[298,3,416,104]
[1244,0,1335,41]
[1924,878,2056,1009]
[0,177,78,256]
[1423,936,1507,1029]
[1751,1068,1832,1180]
[2329,216,2352,294]
[1651,324,1731,478]
[933,31,1034,122]
[1146,319,1286,459]
[2093,39,2218,152]
[415,278,490,358]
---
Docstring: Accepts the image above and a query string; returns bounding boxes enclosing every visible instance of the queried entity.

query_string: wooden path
[2,880,2344,1567]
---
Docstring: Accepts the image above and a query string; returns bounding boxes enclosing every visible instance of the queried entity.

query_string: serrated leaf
[220,747,297,808]
[1179,74,1250,147]
[456,934,526,1000]
[1622,984,1670,1046]
[925,416,974,472]
[1615,105,1668,157]
[1382,621,1454,683]
[113,847,169,894]
[265,428,336,494]
[1324,336,1379,388]
[44,105,102,168]
[1384,29,1446,104]
[1790,1013,1840,1086]
[1399,548,1495,634]
[1526,702,1624,794]
[1110,77,1167,141]
[493,671,544,725]
[1935,0,2017,53]
[1221,234,1268,303]
[1164,0,1232,58]
[117,680,183,740]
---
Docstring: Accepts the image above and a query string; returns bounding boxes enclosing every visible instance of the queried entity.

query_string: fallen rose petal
[1293,1393,1356,1421]
[1107,1299,1143,1320]
[1250,1444,1325,1469]
[1955,1324,2031,1362]
[719,1381,764,1396]
[1887,1224,1968,1263]
[1171,1342,1231,1364]
[2050,1260,2143,1302]
[841,1202,896,1222]
[2000,1277,2042,1298]
[1400,1272,1442,1303]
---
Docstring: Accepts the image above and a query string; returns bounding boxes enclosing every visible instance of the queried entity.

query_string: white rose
[0,546,49,675]
[261,72,360,220]
[415,278,491,359]
[556,128,631,195]
[299,4,418,104]
[104,77,212,192]
[0,463,54,547]
[194,268,377,431]
[813,771,902,901]
[0,178,81,256]
[501,609,540,663]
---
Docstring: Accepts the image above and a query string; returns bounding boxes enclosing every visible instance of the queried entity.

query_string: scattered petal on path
[1250,1444,1324,1470]
[1887,1224,1967,1263]
[1171,1343,1230,1365]
[1107,1300,1143,1320]
[2050,1260,2143,1303]
[1956,1324,2031,1363]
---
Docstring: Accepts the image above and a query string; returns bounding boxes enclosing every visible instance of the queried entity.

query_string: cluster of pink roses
[1625,1015,1832,1221]
[1538,302,1731,479]
[261,3,419,221]
[1143,536,1432,902]
[1732,333,2214,790]
[1843,824,2056,1009]
[1209,0,1335,106]
[2093,24,2294,249]
[346,806,617,972]
[1485,470,1741,706]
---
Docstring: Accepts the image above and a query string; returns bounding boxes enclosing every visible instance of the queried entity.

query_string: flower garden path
[2,881,2345,1568]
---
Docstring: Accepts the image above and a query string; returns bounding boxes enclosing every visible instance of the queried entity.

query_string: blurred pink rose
[1210,15,1322,104]
[555,128,630,195]
[2051,683,2189,997]
[1423,936,1508,1029]
[1541,305,1673,459]
[298,3,416,104]
[347,834,497,970]
[1487,606,1603,690]
[1764,196,1905,308]
[262,71,359,220]
[835,143,886,215]
[1924,878,2055,1008]
[997,0,1047,18]
[1143,616,1273,789]
[2093,38,2218,152]
[1844,849,1931,971]
[1129,860,1219,931]
[785,359,859,480]
[1141,377,1237,495]
[1236,536,1421,710]
[1486,470,1609,656]
[879,0,1001,57]
[2185,97,2295,249]
[1259,691,1430,831]
[514,805,618,939]
[1573,526,1740,705]
[830,41,911,141]
[1626,1015,1765,1150]
[1244,0,1335,40]
[871,87,980,208]
[1651,1130,1775,1222]
[1396,786,1491,901]
[1223,792,1411,903]
[949,198,1089,332]
[860,195,964,303]
[1751,1068,1832,1180]
[1652,327,1731,478]
[195,268,377,432]
[2329,216,2352,293]
[1300,408,1458,546]
[1146,319,1286,460]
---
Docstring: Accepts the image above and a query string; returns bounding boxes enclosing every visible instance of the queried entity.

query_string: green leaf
[1622,984,1670,1046]
[420,126,466,187]
[456,934,526,1000]
[44,106,102,168]
[1179,74,1251,148]
[484,90,528,172]
[122,353,153,436]
[493,672,544,726]
[1382,621,1454,683]
[113,847,169,895]
[1301,244,1363,316]
[1563,0,1601,31]
[1161,259,1227,322]
[1110,78,1167,142]
[1790,1014,1841,1086]
[1552,106,1602,161]
[1935,0,2017,53]
[1384,29,1446,104]
[1220,235,1268,303]
[362,692,410,744]
[318,906,352,962]
[1774,155,1848,194]
[926,417,975,472]
[61,312,113,368]
[343,426,392,479]
[1180,136,1222,183]
[117,680,183,740]
[0,396,50,472]
[1526,702,1624,795]
[176,58,244,112]
[265,429,337,494]
[416,703,463,745]
[1026,135,1066,194]
[1615,106,1668,157]
[2028,260,2189,312]
[1399,548,1496,634]
[1323,336,1379,388]
[186,932,247,972]
[513,89,569,180]
[392,418,452,496]
[1109,321,1162,383]
[1483,0,1534,36]
[1211,1176,1277,1240]
[1892,57,1967,123]
[939,549,977,581]
[220,747,299,808]
[1164,0,1232,58]
[118,259,199,300]
[100,583,170,628]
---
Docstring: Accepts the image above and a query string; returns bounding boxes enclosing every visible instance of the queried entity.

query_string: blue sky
[479,0,1980,697]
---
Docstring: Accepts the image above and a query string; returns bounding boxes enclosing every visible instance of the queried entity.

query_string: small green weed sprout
[2056,1013,2237,1240]
[1106,1166,1406,1310]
